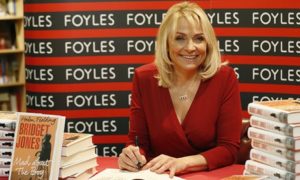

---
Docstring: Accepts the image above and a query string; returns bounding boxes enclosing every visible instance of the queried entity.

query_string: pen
[135,135,142,169]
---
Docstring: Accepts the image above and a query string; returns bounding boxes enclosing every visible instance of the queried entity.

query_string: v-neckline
[167,82,201,126]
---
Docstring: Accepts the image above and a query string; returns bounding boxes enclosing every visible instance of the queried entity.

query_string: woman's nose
[185,40,196,51]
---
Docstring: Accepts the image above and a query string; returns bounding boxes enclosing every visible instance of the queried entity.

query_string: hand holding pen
[118,135,146,171]
[135,136,142,169]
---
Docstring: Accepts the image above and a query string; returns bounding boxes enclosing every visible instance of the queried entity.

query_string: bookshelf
[0,0,25,112]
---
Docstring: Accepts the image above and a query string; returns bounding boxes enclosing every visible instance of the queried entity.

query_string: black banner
[65,117,129,135]
[96,143,125,156]
[26,64,141,83]
[26,91,131,109]
[231,64,300,85]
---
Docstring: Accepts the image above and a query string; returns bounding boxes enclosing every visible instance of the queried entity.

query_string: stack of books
[0,111,16,177]
[59,133,98,180]
[244,99,300,179]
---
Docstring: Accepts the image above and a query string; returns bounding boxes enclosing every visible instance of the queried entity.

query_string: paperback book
[248,127,300,150]
[250,115,300,137]
[245,160,298,180]
[248,99,300,124]
[61,133,93,156]
[252,139,300,161]
[250,149,299,173]
[9,112,65,180]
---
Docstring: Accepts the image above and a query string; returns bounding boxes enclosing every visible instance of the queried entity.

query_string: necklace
[174,76,199,101]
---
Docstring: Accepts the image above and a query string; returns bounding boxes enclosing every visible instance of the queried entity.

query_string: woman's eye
[195,36,204,42]
[175,36,184,41]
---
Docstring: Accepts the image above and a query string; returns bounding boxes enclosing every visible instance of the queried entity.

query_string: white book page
[89,168,185,180]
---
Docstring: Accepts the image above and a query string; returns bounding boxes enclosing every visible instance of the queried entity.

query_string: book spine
[0,140,13,149]
[248,103,288,123]
[0,168,10,176]
[250,116,294,137]
[252,140,297,161]
[0,119,16,131]
[250,149,296,172]
[248,127,295,149]
[0,130,14,140]
[0,149,12,158]
[245,160,295,180]
[0,158,11,168]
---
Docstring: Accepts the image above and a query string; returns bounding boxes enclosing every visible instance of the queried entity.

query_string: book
[61,145,96,167]
[59,155,98,179]
[6,0,16,15]
[250,149,300,173]
[252,139,300,161]
[0,158,11,168]
[245,160,298,180]
[61,133,93,156]
[248,127,300,150]
[89,168,184,180]
[0,129,14,140]
[250,115,300,137]
[248,99,300,124]
[0,0,7,16]
[0,21,15,49]
[0,148,12,158]
[0,140,13,148]
[222,174,268,180]
[9,112,65,180]
[0,118,16,131]
[0,167,9,176]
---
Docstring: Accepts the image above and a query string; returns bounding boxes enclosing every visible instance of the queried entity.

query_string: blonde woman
[118,1,242,177]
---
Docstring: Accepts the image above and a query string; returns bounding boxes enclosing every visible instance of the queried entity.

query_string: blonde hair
[155,1,223,87]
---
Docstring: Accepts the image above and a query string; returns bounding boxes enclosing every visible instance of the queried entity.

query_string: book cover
[245,160,297,180]
[248,99,300,124]
[62,133,93,156]
[248,127,300,150]
[250,115,300,137]
[252,139,300,161]
[9,112,65,180]
[250,149,300,173]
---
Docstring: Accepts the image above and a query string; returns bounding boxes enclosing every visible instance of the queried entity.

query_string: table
[96,157,245,180]
[0,157,244,180]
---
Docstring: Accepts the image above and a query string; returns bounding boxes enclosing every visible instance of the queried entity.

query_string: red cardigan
[128,63,242,170]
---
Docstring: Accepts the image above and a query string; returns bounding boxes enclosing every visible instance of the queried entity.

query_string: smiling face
[168,17,207,75]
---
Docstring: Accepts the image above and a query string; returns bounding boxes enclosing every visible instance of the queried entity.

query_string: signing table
[0,157,244,180]
[96,157,244,180]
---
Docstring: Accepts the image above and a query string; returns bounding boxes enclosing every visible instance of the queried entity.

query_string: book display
[0,0,25,112]
[0,111,16,177]
[245,99,300,179]
[9,112,65,180]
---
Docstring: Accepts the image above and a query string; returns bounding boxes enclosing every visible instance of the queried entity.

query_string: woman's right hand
[118,145,147,171]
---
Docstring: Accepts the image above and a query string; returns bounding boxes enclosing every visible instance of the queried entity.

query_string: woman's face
[168,17,207,73]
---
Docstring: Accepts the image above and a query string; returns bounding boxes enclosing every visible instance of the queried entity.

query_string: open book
[89,168,185,180]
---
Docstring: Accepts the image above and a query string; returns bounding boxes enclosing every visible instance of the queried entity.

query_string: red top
[128,63,242,170]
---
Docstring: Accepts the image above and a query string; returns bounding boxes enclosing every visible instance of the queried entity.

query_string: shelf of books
[0,0,26,112]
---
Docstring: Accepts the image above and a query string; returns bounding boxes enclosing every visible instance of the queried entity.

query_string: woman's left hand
[142,154,187,178]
